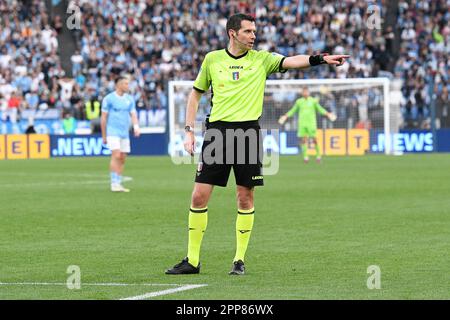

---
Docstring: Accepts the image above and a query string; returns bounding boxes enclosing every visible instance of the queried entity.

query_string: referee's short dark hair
[115,75,128,84]
[226,13,255,39]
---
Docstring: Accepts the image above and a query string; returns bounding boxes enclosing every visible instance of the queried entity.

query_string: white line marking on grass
[120,284,208,300]
[0,176,133,188]
[0,282,208,300]
[122,176,133,182]
[0,282,179,287]
[0,172,107,178]
[0,180,109,188]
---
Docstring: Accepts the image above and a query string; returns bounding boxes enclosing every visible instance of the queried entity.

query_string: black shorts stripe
[190,207,208,213]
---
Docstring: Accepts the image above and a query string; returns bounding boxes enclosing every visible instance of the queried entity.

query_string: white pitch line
[120,284,208,300]
[0,172,107,178]
[0,176,133,188]
[0,282,180,287]
[0,282,208,300]
[0,180,109,188]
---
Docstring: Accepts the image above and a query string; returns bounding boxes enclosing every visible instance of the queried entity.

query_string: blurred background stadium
[1,0,450,300]
[0,0,449,155]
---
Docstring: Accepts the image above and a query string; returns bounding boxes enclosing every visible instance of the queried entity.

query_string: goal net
[168,78,395,158]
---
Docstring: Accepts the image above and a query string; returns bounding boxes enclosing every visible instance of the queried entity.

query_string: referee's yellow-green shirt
[193,49,286,122]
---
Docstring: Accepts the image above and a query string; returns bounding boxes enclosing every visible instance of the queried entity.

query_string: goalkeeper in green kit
[278,87,336,163]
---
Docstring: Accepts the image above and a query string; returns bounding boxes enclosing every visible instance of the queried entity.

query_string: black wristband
[309,54,327,66]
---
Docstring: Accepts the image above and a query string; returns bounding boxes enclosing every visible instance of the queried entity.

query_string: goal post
[168,77,394,157]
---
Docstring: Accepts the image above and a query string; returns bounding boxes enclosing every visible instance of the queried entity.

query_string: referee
[166,13,349,275]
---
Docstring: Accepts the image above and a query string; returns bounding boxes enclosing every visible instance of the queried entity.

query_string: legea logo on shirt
[232,72,239,80]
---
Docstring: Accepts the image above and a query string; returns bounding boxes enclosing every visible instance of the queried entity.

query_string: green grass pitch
[0,154,449,299]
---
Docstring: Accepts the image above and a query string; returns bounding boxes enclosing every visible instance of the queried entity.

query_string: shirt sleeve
[262,51,287,75]
[130,97,137,113]
[193,54,211,92]
[286,100,300,117]
[314,99,327,115]
[101,95,109,113]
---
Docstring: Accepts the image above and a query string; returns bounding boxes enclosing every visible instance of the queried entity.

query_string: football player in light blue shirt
[101,76,140,192]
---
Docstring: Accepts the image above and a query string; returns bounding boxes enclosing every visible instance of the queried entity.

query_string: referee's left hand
[323,54,350,66]
[184,132,195,156]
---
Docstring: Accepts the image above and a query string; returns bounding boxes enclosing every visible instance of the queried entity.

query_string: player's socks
[301,144,308,160]
[315,144,321,158]
[117,175,123,185]
[187,207,208,268]
[233,208,254,262]
[110,172,119,185]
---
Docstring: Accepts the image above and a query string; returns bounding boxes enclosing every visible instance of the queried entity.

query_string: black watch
[184,125,194,133]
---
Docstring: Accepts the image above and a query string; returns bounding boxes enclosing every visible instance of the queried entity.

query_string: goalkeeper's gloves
[327,112,337,122]
[278,114,288,125]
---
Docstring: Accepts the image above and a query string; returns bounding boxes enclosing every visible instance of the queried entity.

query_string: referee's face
[234,20,256,51]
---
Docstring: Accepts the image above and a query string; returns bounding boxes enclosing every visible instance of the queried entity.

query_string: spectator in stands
[52,14,64,34]
[58,77,75,103]
[71,50,83,76]
[1,0,449,131]
[25,117,36,134]
[0,93,6,115]
[436,87,449,128]
[396,0,449,128]
[3,89,21,123]
[85,95,101,132]
[25,90,39,110]
[62,111,76,135]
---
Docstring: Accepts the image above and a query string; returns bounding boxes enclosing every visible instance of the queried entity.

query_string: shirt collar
[225,48,248,60]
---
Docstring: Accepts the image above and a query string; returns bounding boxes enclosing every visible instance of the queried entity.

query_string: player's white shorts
[107,136,131,153]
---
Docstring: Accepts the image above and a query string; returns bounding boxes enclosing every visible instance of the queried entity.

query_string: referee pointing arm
[166,13,349,275]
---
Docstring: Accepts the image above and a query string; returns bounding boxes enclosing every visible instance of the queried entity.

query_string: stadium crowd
[0,0,448,131]
[395,0,450,128]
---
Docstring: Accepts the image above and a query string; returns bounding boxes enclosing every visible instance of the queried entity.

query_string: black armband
[309,54,327,66]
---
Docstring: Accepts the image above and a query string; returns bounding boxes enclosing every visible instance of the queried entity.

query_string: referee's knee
[237,199,254,210]
[236,188,254,210]
[191,190,209,208]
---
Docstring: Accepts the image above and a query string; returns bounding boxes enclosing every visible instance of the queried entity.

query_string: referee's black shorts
[195,120,263,188]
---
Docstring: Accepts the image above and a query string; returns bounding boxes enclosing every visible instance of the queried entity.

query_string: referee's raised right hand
[184,132,195,156]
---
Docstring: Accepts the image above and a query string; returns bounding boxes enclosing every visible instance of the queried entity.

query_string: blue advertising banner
[50,134,167,157]
[130,133,167,155]
[170,128,450,156]
[1,120,91,135]
[370,130,434,153]
[436,129,450,152]
[3,129,447,160]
